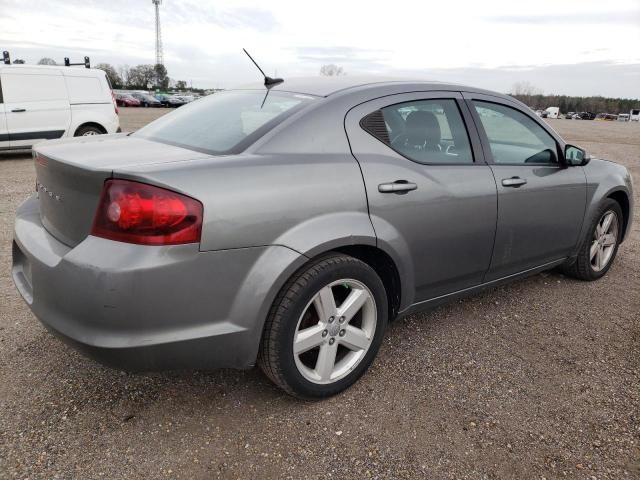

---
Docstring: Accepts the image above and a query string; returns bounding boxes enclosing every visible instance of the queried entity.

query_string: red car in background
[114,93,141,107]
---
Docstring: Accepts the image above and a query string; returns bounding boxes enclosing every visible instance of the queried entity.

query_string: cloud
[292,46,390,71]
[169,3,279,32]
[1,0,638,96]
[404,61,640,99]
[486,11,640,25]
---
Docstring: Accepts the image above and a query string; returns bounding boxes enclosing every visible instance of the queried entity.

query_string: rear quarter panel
[115,153,375,255]
[69,103,119,135]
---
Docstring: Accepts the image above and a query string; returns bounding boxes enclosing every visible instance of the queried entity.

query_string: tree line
[510,82,638,114]
[23,58,191,91]
[510,93,639,115]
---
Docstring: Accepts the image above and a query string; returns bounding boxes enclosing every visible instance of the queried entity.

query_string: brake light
[111,91,119,115]
[91,179,203,245]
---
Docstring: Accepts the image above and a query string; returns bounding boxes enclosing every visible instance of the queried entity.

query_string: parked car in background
[130,92,162,108]
[155,94,186,107]
[114,93,141,107]
[597,114,617,121]
[175,95,196,103]
[0,64,120,150]
[565,112,575,119]
[12,78,634,398]
[630,109,640,122]
[617,113,630,122]
[578,112,596,120]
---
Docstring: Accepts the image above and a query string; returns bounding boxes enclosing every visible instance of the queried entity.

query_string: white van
[0,64,120,151]
[631,109,640,122]
[544,107,560,119]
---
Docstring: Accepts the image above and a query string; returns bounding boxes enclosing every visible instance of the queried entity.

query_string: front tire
[563,199,623,280]
[258,254,388,399]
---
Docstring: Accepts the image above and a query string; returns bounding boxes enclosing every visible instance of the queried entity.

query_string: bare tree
[511,81,542,96]
[37,57,57,65]
[118,65,131,87]
[96,63,123,88]
[320,64,345,76]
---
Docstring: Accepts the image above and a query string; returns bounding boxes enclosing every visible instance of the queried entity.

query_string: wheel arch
[332,245,402,321]
[74,122,107,136]
[607,189,631,242]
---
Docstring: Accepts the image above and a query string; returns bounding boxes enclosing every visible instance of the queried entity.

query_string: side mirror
[564,144,591,166]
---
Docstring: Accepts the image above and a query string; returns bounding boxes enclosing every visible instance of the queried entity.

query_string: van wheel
[75,125,104,136]
[258,254,388,399]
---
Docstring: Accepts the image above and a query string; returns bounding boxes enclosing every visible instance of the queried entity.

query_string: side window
[473,101,558,165]
[1,74,67,103]
[362,99,474,164]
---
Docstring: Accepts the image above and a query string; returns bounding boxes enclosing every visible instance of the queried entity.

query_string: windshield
[134,90,315,155]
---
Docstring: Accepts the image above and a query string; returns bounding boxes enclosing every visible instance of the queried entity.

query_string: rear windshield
[134,90,316,154]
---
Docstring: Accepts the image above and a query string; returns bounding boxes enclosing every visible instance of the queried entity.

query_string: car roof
[0,64,106,78]
[234,76,510,100]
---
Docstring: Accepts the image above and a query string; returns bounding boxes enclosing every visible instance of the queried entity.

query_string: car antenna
[242,48,283,88]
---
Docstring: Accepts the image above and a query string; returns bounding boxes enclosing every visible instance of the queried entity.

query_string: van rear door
[0,75,8,149]
[1,68,71,148]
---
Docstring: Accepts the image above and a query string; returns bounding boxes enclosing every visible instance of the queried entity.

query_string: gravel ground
[0,109,638,479]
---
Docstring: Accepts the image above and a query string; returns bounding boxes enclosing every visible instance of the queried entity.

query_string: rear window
[134,91,316,155]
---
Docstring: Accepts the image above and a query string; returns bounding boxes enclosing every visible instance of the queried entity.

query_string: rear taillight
[111,91,119,115]
[91,179,203,245]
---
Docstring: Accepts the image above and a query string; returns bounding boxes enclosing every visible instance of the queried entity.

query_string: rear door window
[134,91,315,155]
[65,76,105,104]
[362,99,474,164]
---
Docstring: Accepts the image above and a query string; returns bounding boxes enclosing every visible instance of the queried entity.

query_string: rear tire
[258,253,388,399]
[75,125,104,137]
[562,199,623,281]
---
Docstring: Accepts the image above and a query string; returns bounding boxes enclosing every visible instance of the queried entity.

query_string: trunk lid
[34,134,208,247]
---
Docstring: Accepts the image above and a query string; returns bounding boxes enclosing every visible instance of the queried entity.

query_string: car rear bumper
[12,195,304,370]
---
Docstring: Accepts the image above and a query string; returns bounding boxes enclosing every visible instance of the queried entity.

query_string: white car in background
[0,64,119,151]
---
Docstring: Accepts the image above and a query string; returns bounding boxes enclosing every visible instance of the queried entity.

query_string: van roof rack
[64,56,90,69]
[2,51,10,65]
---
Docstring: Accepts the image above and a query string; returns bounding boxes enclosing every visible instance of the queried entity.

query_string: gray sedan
[12,78,634,398]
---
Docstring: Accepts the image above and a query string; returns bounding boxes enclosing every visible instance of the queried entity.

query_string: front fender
[573,159,634,256]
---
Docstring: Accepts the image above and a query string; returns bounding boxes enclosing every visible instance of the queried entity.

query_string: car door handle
[501,177,527,187]
[378,181,418,193]
[11,108,26,113]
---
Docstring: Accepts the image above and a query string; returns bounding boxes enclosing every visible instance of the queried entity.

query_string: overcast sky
[1,0,639,97]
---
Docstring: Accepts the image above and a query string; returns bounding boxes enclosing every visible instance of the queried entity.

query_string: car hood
[34,133,210,171]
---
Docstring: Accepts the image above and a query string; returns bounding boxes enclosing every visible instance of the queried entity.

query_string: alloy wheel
[293,279,377,384]
[590,210,618,272]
